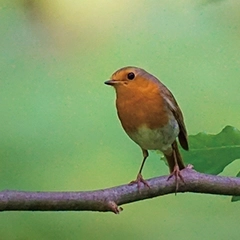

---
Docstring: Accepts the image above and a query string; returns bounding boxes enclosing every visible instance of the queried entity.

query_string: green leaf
[181,126,240,175]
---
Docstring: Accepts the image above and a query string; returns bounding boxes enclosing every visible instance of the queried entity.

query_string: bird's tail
[164,140,185,173]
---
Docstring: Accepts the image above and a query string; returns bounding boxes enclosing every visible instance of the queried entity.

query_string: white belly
[127,119,179,152]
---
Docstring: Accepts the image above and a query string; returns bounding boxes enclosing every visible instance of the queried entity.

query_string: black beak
[104,80,115,86]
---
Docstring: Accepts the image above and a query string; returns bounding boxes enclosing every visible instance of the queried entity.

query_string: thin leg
[138,149,149,174]
[129,149,150,189]
[167,143,185,193]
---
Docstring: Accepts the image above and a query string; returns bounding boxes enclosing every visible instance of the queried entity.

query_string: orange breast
[116,89,169,134]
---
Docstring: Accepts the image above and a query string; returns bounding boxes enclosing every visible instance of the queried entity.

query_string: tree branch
[0,168,239,214]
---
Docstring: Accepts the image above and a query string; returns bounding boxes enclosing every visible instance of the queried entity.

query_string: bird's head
[104,66,160,97]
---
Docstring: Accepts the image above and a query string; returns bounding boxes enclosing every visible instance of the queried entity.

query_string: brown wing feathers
[161,85,189,151]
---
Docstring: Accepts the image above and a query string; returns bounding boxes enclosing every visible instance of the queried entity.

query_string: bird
[104,66,189,190]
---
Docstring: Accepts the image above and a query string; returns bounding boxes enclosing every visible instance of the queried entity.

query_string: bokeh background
[1,0,240,239]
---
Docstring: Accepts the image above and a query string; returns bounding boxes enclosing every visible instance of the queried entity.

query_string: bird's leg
[129,149,150,188]
[167,147,185,193]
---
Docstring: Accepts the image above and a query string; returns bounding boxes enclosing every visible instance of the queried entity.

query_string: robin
[104,66,189,190]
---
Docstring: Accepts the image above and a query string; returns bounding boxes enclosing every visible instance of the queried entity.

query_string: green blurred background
[1,0,240,239]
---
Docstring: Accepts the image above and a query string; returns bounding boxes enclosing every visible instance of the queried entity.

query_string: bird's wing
[161,85,189,151]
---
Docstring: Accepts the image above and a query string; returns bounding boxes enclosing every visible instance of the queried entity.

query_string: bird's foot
[129,173,150,189]
[167,165,185,193]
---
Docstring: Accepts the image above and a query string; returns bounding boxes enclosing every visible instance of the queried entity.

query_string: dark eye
[127,72,135,80]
